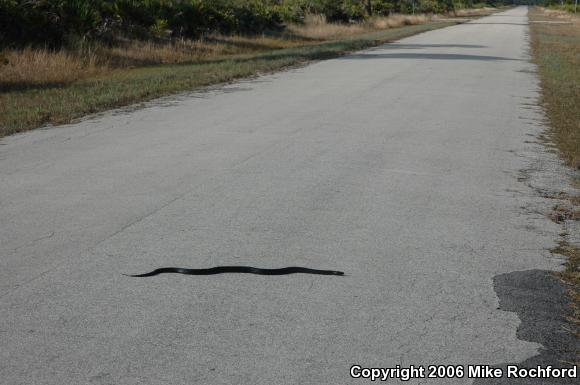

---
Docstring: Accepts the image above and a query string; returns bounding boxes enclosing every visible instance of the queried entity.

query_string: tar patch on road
[474,270,579,385]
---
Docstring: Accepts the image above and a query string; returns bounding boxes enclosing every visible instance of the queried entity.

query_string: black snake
[126,266,344,277]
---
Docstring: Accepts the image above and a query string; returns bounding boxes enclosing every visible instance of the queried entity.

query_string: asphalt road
[0,7,566,385]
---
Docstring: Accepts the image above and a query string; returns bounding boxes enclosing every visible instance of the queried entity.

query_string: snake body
[127,266,344,277]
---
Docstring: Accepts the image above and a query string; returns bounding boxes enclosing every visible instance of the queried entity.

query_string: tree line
[1,0,515,48]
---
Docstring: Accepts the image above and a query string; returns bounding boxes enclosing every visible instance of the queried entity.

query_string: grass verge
[529,7,580,169]
[530,7,580,343]
[0,20,454,137]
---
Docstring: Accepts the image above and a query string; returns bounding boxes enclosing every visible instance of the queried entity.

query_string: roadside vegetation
[0,0,506,137]
[547,3,579,13]
[529,7,580,342]
[0,0,493,47]
[0,19,456,137]
[529,7,580,169]
[551,241,580,339]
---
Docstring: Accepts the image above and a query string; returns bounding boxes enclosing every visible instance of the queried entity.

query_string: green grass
[0,22,455,137]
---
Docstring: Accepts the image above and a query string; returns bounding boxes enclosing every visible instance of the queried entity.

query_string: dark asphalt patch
[474,269,579,385]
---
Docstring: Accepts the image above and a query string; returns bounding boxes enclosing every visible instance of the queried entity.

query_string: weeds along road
[0,7,567,385]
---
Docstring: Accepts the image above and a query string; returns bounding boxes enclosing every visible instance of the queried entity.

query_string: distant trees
[0,0,284,46]
[0,0,512,48]
[528,0,577,11]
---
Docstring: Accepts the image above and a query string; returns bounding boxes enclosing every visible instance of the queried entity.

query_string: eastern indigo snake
[126,266,344,277]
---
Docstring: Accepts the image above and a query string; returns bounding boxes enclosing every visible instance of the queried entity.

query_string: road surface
[0,7,566,385]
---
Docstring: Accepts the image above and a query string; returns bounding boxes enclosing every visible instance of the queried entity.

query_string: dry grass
[286,14,367,39]
[0,35,307,91]
[286,13,430,40]
[103,35,306,67]
[551,241,580,335]
[453,7,498,17]
[529,8,580,169]
[542,8,570,17]
[0,48,103,87]
[368,14,430,29]
[549,204,580,223]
